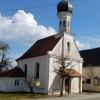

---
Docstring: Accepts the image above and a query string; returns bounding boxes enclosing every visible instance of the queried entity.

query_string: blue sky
[0,0,100,64]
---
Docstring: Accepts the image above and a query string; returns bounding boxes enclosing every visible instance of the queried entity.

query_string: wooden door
[65,78,69,92]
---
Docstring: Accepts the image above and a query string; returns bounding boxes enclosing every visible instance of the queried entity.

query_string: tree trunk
[0,50,5,71]
[68,77,70,94]
[60,77,64,96]
[29,87,33,93]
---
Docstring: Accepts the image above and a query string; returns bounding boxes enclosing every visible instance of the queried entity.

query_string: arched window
[67,42,70,51]
[60,21,62,26]
[35,63,40,79]
[93,77,100,86]
[63,20,66,27]
[67,20,70,30]
[24,64,27,76]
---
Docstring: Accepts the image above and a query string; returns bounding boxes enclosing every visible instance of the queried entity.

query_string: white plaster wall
[48,57,62,93]
[71,78,80,93]
[0,77,29,92]
[68,61,82,93]
[83,66,100,92]
[48,33,83,94]
[18,55,50,93]
[82,80,100,92]
[48,57,82,94]
[52,33,82,61]
[57,12,71,33]
[64,33,83,93]
[18,32,83,94]
[64,33,82,60]
[83,67,100,78]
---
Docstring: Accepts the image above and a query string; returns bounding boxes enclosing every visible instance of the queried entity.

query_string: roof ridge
[38,33,60,41]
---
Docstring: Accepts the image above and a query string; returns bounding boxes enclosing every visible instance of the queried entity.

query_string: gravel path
[32,93,100,100]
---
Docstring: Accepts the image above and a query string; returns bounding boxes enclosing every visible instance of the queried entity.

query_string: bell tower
[57,0,73,33]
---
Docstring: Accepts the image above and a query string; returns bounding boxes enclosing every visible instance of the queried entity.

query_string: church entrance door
[65,78,69,92]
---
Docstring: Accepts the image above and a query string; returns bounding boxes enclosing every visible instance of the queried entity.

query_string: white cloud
[0,10,56,44]
[76,40,91,50]
[0,10,92,59]
[0,10,57,67]
[0,10,93,51]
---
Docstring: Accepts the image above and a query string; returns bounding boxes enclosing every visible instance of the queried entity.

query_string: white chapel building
[0,0,83,94]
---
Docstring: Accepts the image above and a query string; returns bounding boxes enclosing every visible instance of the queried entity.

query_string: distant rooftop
[0,67,25,77]
[80,47,100,67]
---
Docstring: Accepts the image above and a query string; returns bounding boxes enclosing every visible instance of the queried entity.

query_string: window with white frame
[15,80,19,86]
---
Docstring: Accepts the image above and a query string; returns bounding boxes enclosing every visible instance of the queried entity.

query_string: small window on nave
[15,80,19,86]
[67,42,70,51]
[35,63,40,79]
[24,64,27,76]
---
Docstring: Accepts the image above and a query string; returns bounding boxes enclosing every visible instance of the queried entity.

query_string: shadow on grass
[0,92,51,100]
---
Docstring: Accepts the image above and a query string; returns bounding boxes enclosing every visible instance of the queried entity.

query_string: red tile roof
[63,68,82,77]
[17,34,62,60]
[0,67,25,77]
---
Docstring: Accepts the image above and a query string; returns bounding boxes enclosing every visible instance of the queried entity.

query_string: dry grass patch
[0,93,49,100]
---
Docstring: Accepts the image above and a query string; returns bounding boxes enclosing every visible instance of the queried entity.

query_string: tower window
[60,21,62,26]
[24,64,27,76]
[63,20,66,27]
[35,63,40,79]
[68,20,70,31]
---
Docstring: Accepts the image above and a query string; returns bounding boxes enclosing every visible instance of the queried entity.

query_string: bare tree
[53,57,75,96]
[25,75,41,94]
[0,41,12,71]
[25,75,34,93]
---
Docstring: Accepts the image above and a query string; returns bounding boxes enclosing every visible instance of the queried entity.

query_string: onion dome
[57,0,73,13]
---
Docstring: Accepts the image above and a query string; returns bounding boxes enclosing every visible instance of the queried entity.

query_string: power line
[73,32,100,37]
[72,31,100,41]
[0,2,99,39]
[0,3,57,13]
[76,32,100,36]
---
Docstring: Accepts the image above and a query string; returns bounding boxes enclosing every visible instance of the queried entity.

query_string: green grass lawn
[0,93,49,100]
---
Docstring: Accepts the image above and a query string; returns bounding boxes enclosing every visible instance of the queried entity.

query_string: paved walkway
[32,93,100,100]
